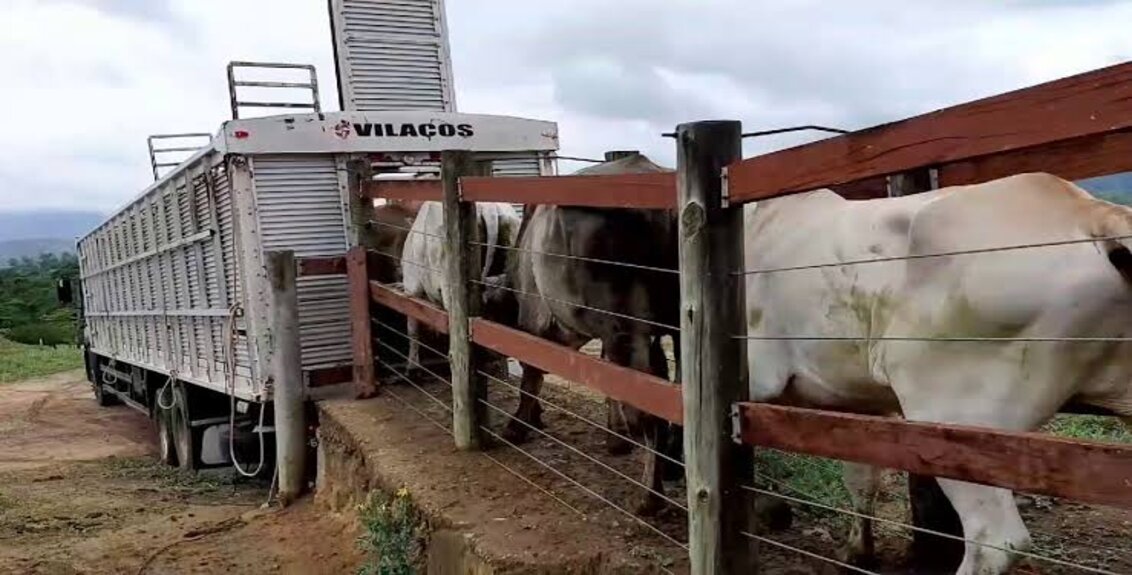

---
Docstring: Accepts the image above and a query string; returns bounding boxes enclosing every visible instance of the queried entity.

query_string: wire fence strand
[740,530,881,575]
[368,249,446,276]
[740,484,1121,574]
[375,358,453,413]
[372,318,450,360]
[380,381,589,520]
[373,338,453,388]
[736,233,1132,277]
[479,423,688,550]
[370,218,447,241]
[477,397,688,512]
[470,279,680,332]
[468,240,679,276]
[477,368,684,470]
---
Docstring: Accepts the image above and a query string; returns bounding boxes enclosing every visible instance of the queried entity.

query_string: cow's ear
[1107,245,1132,284]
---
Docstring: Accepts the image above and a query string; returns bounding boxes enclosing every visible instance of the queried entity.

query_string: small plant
[356,487,427,575]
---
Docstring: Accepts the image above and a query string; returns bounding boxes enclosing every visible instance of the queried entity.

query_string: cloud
[1,0,1131,213]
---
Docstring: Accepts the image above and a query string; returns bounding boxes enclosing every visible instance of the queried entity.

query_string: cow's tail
[481,204,500,280]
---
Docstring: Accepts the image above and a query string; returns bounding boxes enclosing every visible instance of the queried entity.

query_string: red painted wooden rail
[727,61,1132,203]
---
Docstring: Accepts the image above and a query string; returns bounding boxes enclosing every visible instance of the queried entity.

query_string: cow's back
[743,189,940,410]
[745,173,1132,422]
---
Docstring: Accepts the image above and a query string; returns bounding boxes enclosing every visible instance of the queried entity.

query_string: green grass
[356,487,428,575]
[0,337,83,384]
[1045,414,1132,444]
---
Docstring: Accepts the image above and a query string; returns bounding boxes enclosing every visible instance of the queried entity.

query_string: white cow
[401,200,520,369]
[743,172,1132,575]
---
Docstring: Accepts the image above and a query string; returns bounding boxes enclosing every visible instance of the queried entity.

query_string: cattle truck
[71,0,559,474]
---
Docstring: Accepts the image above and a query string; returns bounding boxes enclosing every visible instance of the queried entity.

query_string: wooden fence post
[347,245,377,398]
[443,150,489,450]
[266,249,306,505]
[676,120,751,574]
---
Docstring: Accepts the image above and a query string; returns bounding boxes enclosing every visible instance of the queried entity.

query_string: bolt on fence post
[266,249,306,505]
[444,150,490,450]
[676,120,753,574]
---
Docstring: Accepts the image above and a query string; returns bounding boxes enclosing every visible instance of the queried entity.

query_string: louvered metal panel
[482,152,551,217]
[252,154,352,370]
[331,0,455,111]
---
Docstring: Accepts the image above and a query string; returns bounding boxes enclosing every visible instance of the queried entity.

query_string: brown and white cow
[483,153,683,515]
[742,172,1132,574]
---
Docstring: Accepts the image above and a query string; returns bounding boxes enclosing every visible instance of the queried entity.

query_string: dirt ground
[374,338,1132,575]
[0,370,366,575]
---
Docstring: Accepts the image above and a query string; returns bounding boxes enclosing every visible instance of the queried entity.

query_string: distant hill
[1076,172,1132,205]
[0,210,104,243]
[0,239,76,267]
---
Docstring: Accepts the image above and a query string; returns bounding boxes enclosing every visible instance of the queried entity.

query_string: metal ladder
[148,133,212,181]
[226,61,322,120]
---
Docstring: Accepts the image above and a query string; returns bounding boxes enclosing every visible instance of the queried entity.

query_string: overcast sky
[2,0,1131,214]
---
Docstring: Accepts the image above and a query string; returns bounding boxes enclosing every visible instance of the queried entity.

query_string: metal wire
[381,382,589,519]
[372,318,449,360]
[374,338,452,388]
[740,484,1121,574]
[549,154,606,163]
[369,249,446,276]
[468,241,679,276]
[470,279,680,332]
[370,218,446,241]
[740,530,881,575]
[477,397,688,512]
[477,368,684,470]
[479,423,689,551]
[735,335,1132,342]
[376,358,453,413]
[736,233,1132,277]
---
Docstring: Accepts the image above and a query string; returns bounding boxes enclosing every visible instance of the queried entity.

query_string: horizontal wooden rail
[363,179,443,202]
[470,318,683,424]
[461,173,677,208]
[939,129,1132,188]
[735,402,1132,509]
[728,60,1132,203]
[369,282,449,334]
[297,255,346,277]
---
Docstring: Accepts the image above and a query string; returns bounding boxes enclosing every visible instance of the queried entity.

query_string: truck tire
[157,383,197,471]
[158,407,178,466]
[92,356,120,407]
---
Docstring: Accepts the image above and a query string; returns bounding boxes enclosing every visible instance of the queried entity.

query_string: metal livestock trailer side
[75,110,559,473]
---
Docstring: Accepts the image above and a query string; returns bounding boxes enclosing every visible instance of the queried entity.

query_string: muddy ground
[0,371,365,575]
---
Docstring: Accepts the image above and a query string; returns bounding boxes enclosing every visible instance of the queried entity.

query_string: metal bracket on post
[730,403,743,444]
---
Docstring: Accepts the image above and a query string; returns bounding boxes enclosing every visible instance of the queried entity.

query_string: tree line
[0,253,79,345]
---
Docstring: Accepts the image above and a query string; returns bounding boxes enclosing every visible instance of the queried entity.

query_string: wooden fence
[329,60,1132,575]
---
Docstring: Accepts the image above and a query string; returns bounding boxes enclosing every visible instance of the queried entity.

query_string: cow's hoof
[754,495,793,533]
[661,459,683,482]
[501,420,532,445]
[635,495,664,517]
[605,435,633,456]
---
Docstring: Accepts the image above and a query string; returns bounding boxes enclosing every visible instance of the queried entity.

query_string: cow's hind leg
[502,363,545,444]
[406,317,421,376]
[608,334,668,516]
[839,462,881,568]
[935,479,1029,575]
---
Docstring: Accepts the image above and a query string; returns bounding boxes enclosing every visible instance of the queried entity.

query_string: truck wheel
[92,357,120,407]
[157,383,197,471]
[158,408,178,466]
